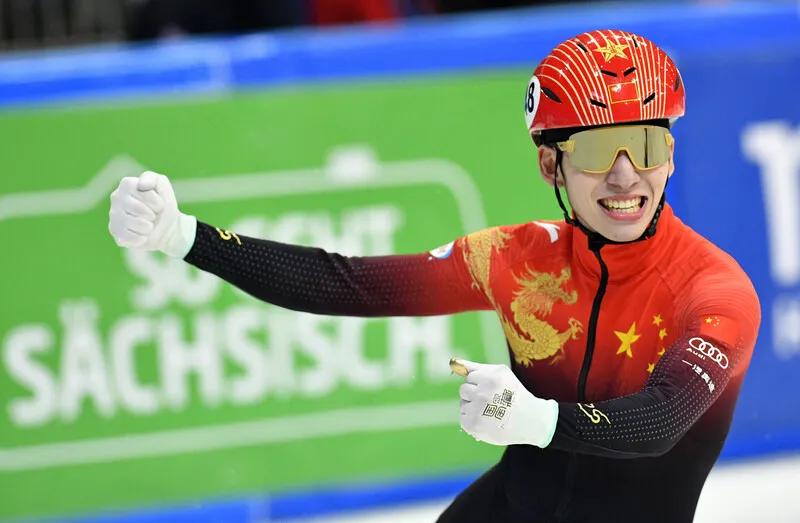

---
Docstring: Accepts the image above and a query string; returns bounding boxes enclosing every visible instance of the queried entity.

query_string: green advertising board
[0,69,561,521]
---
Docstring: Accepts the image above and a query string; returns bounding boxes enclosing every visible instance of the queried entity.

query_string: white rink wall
[288,453,800,523]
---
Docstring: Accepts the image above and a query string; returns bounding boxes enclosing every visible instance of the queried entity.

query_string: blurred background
[1,0,799,522]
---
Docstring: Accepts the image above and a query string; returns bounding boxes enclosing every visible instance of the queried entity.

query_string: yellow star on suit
[615,322,641,358]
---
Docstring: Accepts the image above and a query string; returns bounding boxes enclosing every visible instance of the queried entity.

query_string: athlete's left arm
[548,271,761,458]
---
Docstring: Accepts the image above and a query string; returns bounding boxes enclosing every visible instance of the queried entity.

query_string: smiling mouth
[598,196,647,214]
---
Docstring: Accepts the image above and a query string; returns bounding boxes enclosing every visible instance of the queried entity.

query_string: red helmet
[525,29,685,135]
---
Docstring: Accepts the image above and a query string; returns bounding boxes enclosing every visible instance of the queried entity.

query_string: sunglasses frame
[555,125,675,175]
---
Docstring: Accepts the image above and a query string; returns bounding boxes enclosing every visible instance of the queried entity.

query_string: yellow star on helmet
[594,42,629,62]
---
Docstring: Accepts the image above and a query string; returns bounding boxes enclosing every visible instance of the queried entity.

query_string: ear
[538,145,562,187]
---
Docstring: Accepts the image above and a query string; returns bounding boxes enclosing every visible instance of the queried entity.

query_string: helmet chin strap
[552,148,668,250]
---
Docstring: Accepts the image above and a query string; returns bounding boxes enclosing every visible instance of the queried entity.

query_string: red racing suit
[183,203,761,522]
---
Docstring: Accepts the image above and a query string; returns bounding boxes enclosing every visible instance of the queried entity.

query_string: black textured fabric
[551,330,742,458]
[183,221,490,317]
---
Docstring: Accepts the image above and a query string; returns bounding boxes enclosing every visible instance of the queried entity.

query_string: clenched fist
[456,359,559,448]
[108,171,197,258]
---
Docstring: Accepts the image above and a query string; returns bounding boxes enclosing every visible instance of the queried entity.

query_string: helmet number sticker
[524,74,541,129]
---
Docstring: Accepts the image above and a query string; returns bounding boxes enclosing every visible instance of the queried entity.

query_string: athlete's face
[538,145,674,243]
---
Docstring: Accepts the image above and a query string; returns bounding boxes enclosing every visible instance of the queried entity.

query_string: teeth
[600,198,643,213]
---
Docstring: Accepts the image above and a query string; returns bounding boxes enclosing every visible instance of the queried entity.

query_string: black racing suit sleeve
[547,278,760,458]
[182,221,493,317]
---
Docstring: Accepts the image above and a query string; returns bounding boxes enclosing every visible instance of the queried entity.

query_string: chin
[601,224,649,243]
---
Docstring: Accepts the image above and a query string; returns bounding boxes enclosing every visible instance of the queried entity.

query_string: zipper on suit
[554,245,609,522]
[577,246,609,402]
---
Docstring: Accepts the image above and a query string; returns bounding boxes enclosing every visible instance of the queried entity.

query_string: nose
[605,152,640,190]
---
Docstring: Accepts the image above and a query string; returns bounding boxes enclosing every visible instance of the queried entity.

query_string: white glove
[108,171,197,258]
[457,359,558,448]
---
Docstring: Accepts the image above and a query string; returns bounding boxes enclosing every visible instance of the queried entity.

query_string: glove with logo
[108,171,197,258]
[453,358,559,448]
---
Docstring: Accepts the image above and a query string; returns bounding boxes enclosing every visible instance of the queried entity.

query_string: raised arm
[183,220,492,317]
[108,171,494,317]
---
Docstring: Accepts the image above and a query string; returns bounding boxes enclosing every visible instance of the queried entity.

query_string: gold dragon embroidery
[462,229,582,367]
[503,265,583,366]
[462,227,513,303]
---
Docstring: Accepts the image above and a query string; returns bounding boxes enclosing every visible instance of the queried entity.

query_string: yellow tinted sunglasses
[557,125,674,174]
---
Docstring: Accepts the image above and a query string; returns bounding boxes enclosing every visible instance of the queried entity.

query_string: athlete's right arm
[108,171,494,317]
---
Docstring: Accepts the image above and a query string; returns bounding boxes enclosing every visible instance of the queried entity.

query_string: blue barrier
[3,1,800,522]
[0,2,797,107]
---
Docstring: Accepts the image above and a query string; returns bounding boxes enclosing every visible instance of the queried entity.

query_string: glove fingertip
[137,171,159,192]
